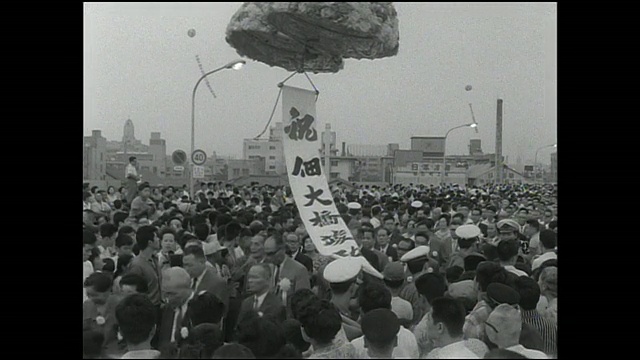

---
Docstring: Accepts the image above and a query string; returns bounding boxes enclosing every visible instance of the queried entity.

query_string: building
[410,136,445,157]
[244,122,286,174]
[393,161,467,186]
[467,164,526,186]
[84,130,107,181]
[227,158,266,181]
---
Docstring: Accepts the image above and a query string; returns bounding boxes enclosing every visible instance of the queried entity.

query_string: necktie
[191,278,197,291]
[173,307,184,342]
[253,296,259,311]
[273,265,280,292]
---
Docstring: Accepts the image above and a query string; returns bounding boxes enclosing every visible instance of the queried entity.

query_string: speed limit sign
[191,149,207,166]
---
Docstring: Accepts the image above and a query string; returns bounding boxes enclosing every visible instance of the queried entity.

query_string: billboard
[410,137,445,157]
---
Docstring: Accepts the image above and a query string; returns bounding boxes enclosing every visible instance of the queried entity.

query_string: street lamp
[534,143,557,183]
[441,123,477,185]
[190,59,246,199]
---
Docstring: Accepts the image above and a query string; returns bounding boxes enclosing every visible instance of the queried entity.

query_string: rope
[252,71,298,140]
[195,55,217,99]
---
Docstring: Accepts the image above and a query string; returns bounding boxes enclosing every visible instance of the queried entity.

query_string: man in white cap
[446,225,482,270]
[398,246,438,328]
[485,304,548,359]
[323,257,364,341]
[347,202,363,232]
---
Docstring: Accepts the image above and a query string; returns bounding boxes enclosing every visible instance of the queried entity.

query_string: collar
[121,349,161,359]
[177,291,195,312]
[196,268,207,283]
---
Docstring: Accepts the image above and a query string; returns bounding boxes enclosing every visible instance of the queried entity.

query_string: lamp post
[189,59,246,199]
[441,123,477,185]
[534,143,557,183]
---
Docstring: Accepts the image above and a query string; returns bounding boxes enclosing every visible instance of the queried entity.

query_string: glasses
[485,321,499,333]
[265,248,282,256]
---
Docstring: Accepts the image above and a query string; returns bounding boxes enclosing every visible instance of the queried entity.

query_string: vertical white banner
[281,85,381,277]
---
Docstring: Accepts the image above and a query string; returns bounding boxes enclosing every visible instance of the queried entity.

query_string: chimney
[342,142,346,157]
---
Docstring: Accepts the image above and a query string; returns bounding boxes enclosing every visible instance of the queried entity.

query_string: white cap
[392,192,399,198]
[411,201,424,209]
[455,225,482,239]
[203,240,221,256]
[347,202,362,210]
[400,245,430,263]
[323,257,362,283]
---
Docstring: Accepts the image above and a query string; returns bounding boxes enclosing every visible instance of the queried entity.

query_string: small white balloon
[188,29,196,38]
[465,85,472,91]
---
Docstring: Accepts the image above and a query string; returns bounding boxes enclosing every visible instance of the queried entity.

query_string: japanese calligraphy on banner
[281,85,381,278]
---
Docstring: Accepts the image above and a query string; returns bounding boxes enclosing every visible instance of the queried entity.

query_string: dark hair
[446,266,465,284]
[213,343,255,359]
[430,297,466,337]
[129,156,136,162]
[383,278,405,290]
[113,212,128,228]
[547,220,557,230]
[328,278,357,296]
[113,199,123,210]
[84,272,113,292]
[407,257,429,275]
[439,214,451,226]
[99,223,118,238]
[135,225,158,251]
[291,289,318,321]
[383,214,395,223]
[116,293,156,345]
[297,298,342,345]
[415,273,447,305]
[115,234,134,249]
[236,313,287,358]
[475,262,506,292]
[514,276,541,311]
[83,230,97,246]
[114,254,134,279]
[84,191,94,201]
[539,229,557,249]
[183,245,206,260]
[118,226,136,236]
[189,292,226,325]
[83,329,105,358]
[452,213,465,222]
[358,281,392,314]
[225,222,242,241]
[179,323,224,359]
[159,227,177,240]
[496,239,519,261]
[102,258,116,273]
[194,223,210,241]
[119,273,148,294]
[138,182,150,192]
[216,213,233,228]
[525,219,541,231]
[282,319,311,353]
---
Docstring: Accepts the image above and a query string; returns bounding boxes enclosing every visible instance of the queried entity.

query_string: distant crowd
[83,180,557,359]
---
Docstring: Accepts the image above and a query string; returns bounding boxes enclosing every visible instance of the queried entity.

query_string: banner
[281,85,381,278]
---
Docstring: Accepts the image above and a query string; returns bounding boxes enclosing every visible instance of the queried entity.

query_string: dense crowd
[83,179,558,359]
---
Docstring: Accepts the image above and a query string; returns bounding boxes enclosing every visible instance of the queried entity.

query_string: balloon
[188,29,196,38]
[465,85,473,91]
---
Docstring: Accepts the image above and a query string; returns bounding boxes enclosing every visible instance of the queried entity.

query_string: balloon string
[195,55,217,99]
[303,72,320,102]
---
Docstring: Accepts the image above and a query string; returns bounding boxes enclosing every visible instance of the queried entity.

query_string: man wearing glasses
[263,234,310,311]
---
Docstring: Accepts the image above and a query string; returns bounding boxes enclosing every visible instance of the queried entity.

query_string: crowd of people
[83,176,558,359]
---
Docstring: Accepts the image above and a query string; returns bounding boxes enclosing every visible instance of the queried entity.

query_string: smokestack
[342,142,346,157]
[496,99,503,183]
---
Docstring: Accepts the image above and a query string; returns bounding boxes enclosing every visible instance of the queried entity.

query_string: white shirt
[352,325,419,359]
[503,265,528,277]
[171,291,195,343]
[506,345,548,359]
[121,349,161,359]
[83,261,94,303]
[528,232,541,256]
[370,217,381,229]
[125,164,138,178]
[532,251,558,271]
[425,340,479,359]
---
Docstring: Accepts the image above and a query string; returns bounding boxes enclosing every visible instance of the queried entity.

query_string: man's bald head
[162,267,192,308]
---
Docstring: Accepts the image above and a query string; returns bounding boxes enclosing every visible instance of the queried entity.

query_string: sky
[84,2,557,165]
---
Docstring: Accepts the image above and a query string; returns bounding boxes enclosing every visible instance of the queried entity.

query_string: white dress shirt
[192,268,207,291]
[351,326,419,359]
[532,251,557,271]
[506,345,548,359]
[503,265,528,277]
[171,291,195,343]
[425,340,479,359]
[254,291,268,310]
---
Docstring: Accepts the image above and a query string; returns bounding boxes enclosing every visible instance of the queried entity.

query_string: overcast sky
[84,2,556,165]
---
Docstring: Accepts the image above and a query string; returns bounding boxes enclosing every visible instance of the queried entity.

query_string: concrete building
[227,158,266,181]
[84,130,107,181]
[244,122,286,174]
[467,164,526,186]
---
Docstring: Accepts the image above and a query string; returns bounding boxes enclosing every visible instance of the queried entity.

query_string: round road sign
[192,149,207,166]
[172,150,187,165]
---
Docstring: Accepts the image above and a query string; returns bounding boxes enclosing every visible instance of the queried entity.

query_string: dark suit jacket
[236,292,286,327]
[158,302,194,349]
[376,244,399,262]
[195,267,230,312]
[360,248,381,272]
[293,252,313,273]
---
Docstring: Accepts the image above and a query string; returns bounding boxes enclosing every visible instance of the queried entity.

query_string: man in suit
[158,267,197,349]
[264,233,310,313]
[284,232,313,273]
[182,245,230,312]
[375,227,399,262]
[237,263,286,327]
